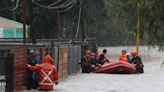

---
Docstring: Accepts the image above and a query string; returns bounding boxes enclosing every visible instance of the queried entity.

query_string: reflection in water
[0,81,6,92]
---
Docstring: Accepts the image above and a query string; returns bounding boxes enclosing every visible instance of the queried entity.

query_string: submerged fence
[45,45,81,79]
[0,44,81,92]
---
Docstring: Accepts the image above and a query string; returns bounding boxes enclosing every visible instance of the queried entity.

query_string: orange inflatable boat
[95,61,136,74]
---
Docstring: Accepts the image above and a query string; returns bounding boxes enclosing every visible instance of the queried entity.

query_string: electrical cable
[55,0,71,8]
[32,0,77,12]
[11,0,20,10]
[57,2,75,12]
[0,0,20,11]
[75,1,82,39]
[48,0,62,7]
[32,0,76,9]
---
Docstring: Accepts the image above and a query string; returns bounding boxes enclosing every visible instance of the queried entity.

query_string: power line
[11,0,20,10]
[56,0,72,8]
[0,0,20,11]
[48,0,62,7]
[32,0,77,10]
[0,0,77,12]
[57,2,76,12]
[75,0,82,39]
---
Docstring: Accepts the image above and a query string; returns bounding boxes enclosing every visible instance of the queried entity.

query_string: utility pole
[29,0,36,44]
[136,0,140,54]
[22,0,26,44]
[80,0,86,41]
[57,12,63,39]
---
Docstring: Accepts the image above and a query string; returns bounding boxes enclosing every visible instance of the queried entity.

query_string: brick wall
[13,47,28,92]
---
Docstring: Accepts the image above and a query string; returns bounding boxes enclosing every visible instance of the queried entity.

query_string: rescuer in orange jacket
[27,54,58,91]
[119,50,129,63]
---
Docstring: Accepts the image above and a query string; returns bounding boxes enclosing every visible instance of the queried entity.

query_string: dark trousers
[27,71,38,90]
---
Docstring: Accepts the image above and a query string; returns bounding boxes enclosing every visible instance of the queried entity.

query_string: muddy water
[23,46,164,92]
[98,46,164,62]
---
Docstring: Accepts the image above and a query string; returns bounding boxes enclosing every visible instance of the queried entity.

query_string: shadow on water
[0,75,6,92]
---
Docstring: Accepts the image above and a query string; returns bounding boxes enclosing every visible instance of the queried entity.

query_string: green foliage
[99,0,164,47]
[0,0,164,47]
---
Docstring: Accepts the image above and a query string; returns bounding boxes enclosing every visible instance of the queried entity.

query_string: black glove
[55,81,59,85]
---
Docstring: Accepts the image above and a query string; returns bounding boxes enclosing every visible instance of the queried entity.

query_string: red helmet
[91,52,96,57]
[131,51,137,56]
[85,50,91,56]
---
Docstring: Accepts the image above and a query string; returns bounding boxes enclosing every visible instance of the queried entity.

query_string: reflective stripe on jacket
[30,55,58,90]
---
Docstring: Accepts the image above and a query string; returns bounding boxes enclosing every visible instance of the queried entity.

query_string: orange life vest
[119,53,129,63]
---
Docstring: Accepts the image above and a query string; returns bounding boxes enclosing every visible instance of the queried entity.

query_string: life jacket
[119,53,129,63]
[131,56,144,68]
[30,55,58,90]
[131,56,144,73]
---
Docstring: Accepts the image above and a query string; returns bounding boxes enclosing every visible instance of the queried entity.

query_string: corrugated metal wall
[67,45,81,75]
[51,45,81,76]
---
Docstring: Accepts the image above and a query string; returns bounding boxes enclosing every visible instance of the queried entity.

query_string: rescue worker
[130,51,144,73]
[27,49,41,90]
[27,54,58,91]
[97,49,110,65]
[80,50,95,73]
[119,50,129,63]
[90,52,99,66]
[126,52,133,63]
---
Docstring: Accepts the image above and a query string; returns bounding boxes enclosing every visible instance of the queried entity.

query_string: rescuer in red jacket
[97,49,110,65]
[130,51,144,73]
[27,54,59,91]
